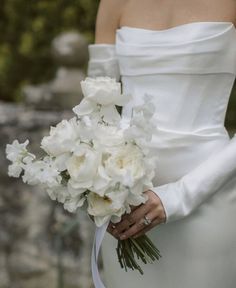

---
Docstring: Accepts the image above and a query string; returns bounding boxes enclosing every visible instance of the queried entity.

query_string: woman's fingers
[107,222,120,239]
[112,204,150,238]
[132,217,164,238]
[106,190,166,240]
[118,210,158,240]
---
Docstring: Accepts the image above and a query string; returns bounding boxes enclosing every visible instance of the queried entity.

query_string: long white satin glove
[152,134,236,223]
[87,44,120,81]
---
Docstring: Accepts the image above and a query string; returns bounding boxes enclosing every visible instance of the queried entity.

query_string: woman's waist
[148,126,230,185]
[150,125,230,147]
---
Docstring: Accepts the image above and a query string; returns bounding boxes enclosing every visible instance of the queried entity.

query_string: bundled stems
[116,234,162,275]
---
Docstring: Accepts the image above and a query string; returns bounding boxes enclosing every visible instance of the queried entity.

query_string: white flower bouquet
[6,77,161,278]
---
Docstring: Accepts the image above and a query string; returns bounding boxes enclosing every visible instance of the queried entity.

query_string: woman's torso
[116,20,236,185]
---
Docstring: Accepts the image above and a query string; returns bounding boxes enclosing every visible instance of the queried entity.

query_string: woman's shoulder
[95,0,128,44]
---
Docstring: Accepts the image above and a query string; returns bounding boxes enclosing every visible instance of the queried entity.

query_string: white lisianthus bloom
[92,165,112,196]
[87,186,129,227]
[66,143,101,189]
[104,143,146,187]
[63,183,87,212]
[41,117,79,157]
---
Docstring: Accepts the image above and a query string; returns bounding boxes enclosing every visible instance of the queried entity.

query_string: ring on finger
[143,214,152,226]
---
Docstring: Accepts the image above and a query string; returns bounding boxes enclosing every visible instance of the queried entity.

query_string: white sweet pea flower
[87,185,129,227]
[22,157,61,187]
[73,99,99,116]
[6,139,35,163]
[8,163,23,177]
[6,139,35,177]
[6,139,30,162]
[64,197,86,213]
[62,183,87,212]
[126,188,149,206]
[104,143,146,187]
[133,94,156,119]
[123,94,156,145]
[41,117,79,157]
[46,185,68,203]
[66,143,101,189]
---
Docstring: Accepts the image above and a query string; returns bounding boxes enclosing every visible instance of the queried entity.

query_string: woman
[88,0,236,287]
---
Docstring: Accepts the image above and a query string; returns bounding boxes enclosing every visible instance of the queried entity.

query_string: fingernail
[120,234,126,240]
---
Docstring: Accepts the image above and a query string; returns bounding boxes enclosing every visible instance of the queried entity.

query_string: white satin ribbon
[91,221,110,288]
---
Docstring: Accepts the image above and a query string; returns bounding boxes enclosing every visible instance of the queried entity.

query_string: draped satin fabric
[88,22,236,288]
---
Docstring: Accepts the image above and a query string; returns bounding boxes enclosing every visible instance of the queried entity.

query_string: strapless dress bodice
[115,22,236,183]
[116,22,236,133]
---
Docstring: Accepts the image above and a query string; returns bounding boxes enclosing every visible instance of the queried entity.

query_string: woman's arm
[94,0,126,44]
[87,0,126,80]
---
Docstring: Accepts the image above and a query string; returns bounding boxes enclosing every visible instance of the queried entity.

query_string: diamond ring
[143,215,152,226]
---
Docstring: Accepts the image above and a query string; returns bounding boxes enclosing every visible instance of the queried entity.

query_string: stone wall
[0,102,101,288]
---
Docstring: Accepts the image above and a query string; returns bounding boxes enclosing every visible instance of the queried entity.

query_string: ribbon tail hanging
[91,221,110,288]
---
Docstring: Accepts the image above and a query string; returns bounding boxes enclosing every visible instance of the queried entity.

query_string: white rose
[41,117,79,157]
[104,143,146,187]
[87,186,129,227]
[93,124,125,151]
[81,77,124,106]
[72,77,131,121]
[66,143,101,189]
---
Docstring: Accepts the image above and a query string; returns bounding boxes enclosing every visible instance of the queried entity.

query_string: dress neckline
[117,21,236,33]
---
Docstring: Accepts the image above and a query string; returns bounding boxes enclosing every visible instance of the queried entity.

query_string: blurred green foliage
[0,0,99,101]
[0,1,235,129]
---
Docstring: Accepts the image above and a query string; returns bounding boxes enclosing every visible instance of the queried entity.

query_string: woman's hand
[107,190,166,240]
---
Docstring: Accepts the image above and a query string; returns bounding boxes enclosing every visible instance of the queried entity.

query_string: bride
[88,0,236,287]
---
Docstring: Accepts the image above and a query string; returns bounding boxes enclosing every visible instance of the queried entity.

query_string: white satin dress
[88,22,236,288]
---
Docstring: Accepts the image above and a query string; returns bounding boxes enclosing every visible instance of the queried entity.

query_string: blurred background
[0,1,235,288]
